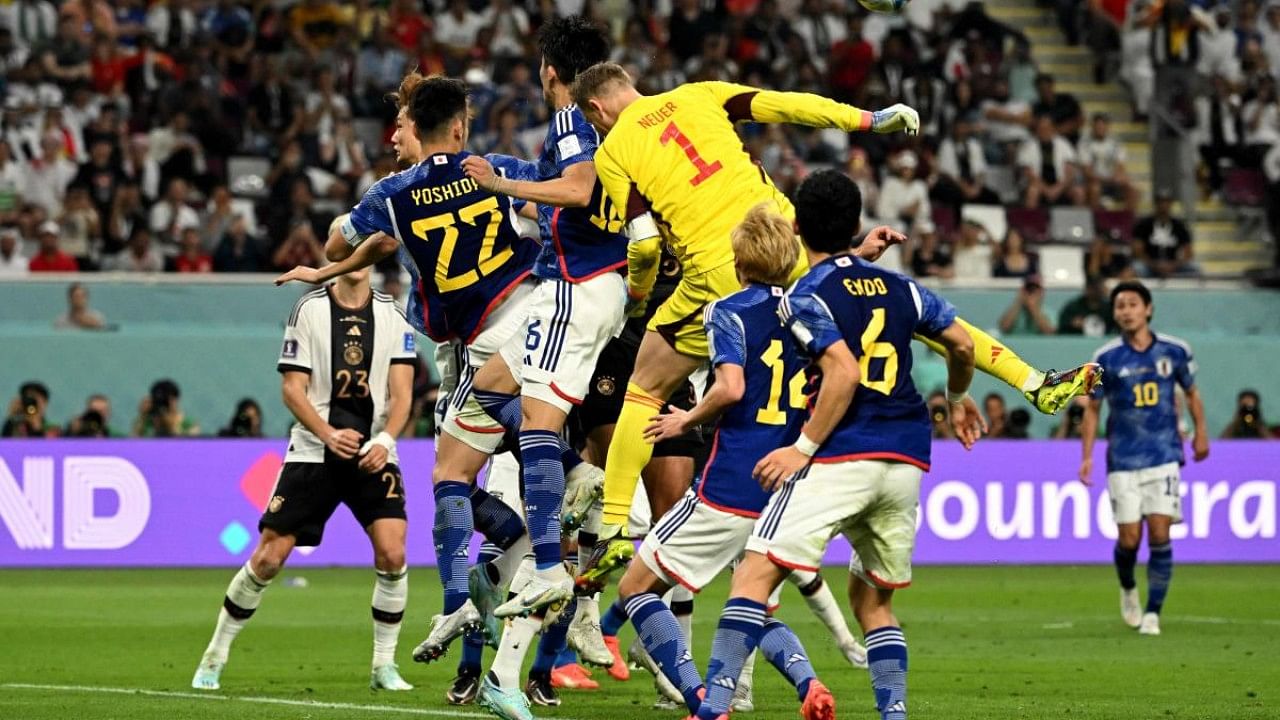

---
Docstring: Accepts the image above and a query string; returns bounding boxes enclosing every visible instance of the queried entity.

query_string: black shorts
[573,336,703,459]
[258,461,406,546]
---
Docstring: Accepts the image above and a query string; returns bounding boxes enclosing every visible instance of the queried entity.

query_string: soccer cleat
[840,639,869,669]
[495,566,575,619]
[562,463,604,531]
[470,564,505,648]
[1024,363,1103,415]
[575,523,634,595]
[370,663,414,691]
[627,636,684,705]
[446,671,481,705]
[479,674,536,720]
[191,655,224,690]
[602,635,631,680]
[1121,588,1142,628]
[525,674,562,706]
[731,678,755,712]
[800,679,836,720]
[550,663,600,690]
[1138,612,1161,636]
[413,600,483,663]
[567,602,615,667]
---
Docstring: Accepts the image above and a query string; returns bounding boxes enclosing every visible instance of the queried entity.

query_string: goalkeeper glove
[871,103,920,136]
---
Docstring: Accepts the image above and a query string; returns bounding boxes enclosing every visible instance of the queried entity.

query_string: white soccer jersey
[277,287,418,464]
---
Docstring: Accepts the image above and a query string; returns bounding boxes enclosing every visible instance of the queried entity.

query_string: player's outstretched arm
[704,81,919,136]
[274,232,398,286]
[1078,397,1103,484]
[933,321,981,449]
[464,154,596,209]
[644,362,745,444]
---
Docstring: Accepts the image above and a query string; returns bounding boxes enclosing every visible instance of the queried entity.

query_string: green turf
[0,565,1276,720]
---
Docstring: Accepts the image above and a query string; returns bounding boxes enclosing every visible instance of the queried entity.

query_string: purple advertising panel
[0,439,1276,567]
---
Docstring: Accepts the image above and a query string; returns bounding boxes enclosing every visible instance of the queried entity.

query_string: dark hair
[1238,389,1260,402]
[67,281,84,298]
[984,392,1005,405]
[793,169,863,254]
[1110,279,1152,307]
[407,75,469,139]
[538,15,611,86]
[19,381,49,401]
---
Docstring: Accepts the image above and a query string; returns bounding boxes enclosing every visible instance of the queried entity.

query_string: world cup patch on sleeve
[557,134,582,161]
[282,339,298,358]
[403,332,415,352]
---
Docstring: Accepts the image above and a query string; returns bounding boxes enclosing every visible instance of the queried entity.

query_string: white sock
[493,534,532,588]
[575,593,600,624]
[738,649,757,693]
[670,585,694,647]
[508,555,535,596]
[490,615,541,688]
[371,567,407,668]
[204,563,271,662]
[791,571,858,648]
[1022,369,1047,392]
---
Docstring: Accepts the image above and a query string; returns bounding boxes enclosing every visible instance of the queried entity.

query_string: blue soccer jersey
[698,284,807,517]
[1092,333,1196,472]
[343,151,538,343]
[781,255,958,469]
[531,104,628,282]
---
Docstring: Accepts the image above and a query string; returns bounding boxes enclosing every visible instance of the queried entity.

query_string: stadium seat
[931,205,958,240]
[1223,168,1266,207]
[1093,208,1135,245]
[1005,206,1049,244]
[960,204,1007,243]
[1038,244,1087,285]
[227,156,271,199]
[1049,206,1096,245]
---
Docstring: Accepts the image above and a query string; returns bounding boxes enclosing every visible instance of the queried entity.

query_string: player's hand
[358,443,389,473]
[949,396,986,450]
[643,406,688,444]
[275,265,324,286]
[461,155,499,192]
[1192,433,1210,462]
[870,103,920,136]
[1078,456,1094,486]
[325,428,362,459]
[754,446,810,492]
[624,283,650,318]
[857,226,906,263]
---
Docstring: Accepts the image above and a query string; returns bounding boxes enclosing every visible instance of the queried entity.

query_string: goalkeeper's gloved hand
[623,280,650,319]
[871,103,920,136]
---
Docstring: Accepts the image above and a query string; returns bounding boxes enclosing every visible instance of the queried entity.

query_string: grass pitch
[0,565,1276,720]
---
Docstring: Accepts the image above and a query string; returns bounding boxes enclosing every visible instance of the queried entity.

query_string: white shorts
[747,460,923,589]
[638,490,757,593]
[1107,462,1182,524]
[484,451,524,514]
[628,480,653,538]
[520,273,625,413]
[441,280,534,453]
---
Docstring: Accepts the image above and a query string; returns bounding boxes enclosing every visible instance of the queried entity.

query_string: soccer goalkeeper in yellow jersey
[569,63,1102,585]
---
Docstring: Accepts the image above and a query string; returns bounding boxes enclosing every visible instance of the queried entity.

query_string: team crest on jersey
[835,256,853,267]
[344,341,364,366]
[269,495,285,513]
[347,326,362,336]
[1156,357,1173,377]
[597,376,617,396]
[281,339,298,358]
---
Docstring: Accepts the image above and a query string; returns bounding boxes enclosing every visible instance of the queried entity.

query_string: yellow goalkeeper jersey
[593,81,873,277]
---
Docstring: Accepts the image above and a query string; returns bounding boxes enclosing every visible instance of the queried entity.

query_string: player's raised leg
[367,518,412,690]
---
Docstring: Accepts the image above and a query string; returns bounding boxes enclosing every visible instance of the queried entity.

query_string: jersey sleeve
[1174,342,1197,390]
[697,81,872,131]
[551,109,598,170]
[907,279,958,337]
[389,308,418,366]
[704,301,748,368]
[780,287,842,356]
[486,153,539,212]
[278,297,317,374]
[342,176,395,245]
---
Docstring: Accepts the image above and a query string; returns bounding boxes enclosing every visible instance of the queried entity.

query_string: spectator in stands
[0,226,27,276]
[1086,233,1136,278]
[668,0,722,64]
[245,56,299,153]
[1194,75,1244,197]
[984,392,1009,438]
[877,150,931,234]
[28,220,77,272]
[1262,2,1280,79]
[2,381,59,438]
[133,378,200,437]
[147,0,198,51]
[1019,113,1086,208]
[59,184,100,268]
[1058,275,1119,336]
[174,227,211,273]
[106,224,162,272]
[828,12,873,105]
[74,137,125,223]
[927,390,956,440]
[270,218,324,272]
[488,62,546,131]
[993,227,1038,279]
[1052,397,1090,439]
[301,66,351,162]
[685,32,739,82]
[982,77,1033,163]
[39,14,91,87]
[484,106,530,159]
[148,111,206,192]
[908,220,956,279]
[1133,189,1199,277]
[1033,73,1085,143]
[353,22,408,119]
[105,179,145,254]
[1085,0,1126,83]
[0,141,24,225]
[212,215,264,272]
[123,134,160,203]
[1242,75,1280,163]
[22,135,77,216]
[933,111,1001,211]
[54,281,106,330]
[148,177,199,250]
[288,0,346,63]
[1198,4,1241,84]
[613,17,655,76]
[66,393,115,437]
[1220,389,1272,438]
[1079,113,1138,210]
[0,1,57,54]
[435,0,484,69]
[218,397,263,438]
[998,274,1057,335]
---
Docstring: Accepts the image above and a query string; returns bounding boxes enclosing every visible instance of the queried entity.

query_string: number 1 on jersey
[756,339,807,425]
[660,122,722,187]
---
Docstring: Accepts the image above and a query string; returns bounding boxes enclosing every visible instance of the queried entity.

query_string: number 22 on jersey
[411,196,512,292]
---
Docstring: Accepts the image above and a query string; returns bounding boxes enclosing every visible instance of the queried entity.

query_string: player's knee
[375,547,406,572]
[250,553,285,580]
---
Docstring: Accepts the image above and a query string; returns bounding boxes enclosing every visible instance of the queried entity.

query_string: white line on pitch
[0,683,527,719]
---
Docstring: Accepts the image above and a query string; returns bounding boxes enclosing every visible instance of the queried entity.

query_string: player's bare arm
[275,233,399,286]
[461,155,597,208]
[1079,396,1104,484]
[1185,385,1210,461]
[358,363,413,473]
[644,362,745,444]
[932,320,982,449]
[281,370,360,459]
[754,340,860,491]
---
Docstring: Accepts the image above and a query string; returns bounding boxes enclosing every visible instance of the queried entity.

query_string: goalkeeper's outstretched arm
[704,81,920,136]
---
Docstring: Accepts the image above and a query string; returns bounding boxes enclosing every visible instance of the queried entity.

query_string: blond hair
[392,69,428,109]
[731,203,799,286]
[570,62,633,113]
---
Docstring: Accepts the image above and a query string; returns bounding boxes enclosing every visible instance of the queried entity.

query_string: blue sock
[433,481,473,613]
[471,485,526,550]
[458,543,502,676]
[1114,543,1138,590]
[474,389,583,473]
[555,647,578,669]
[1146,543,1173,614]
[697,597,767,719]
[627,592,704,712]
[519,430,564,569]
[533,597,576,675]
[759,617,816,700]
[601,599,628,637]
[865,626,908,720]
